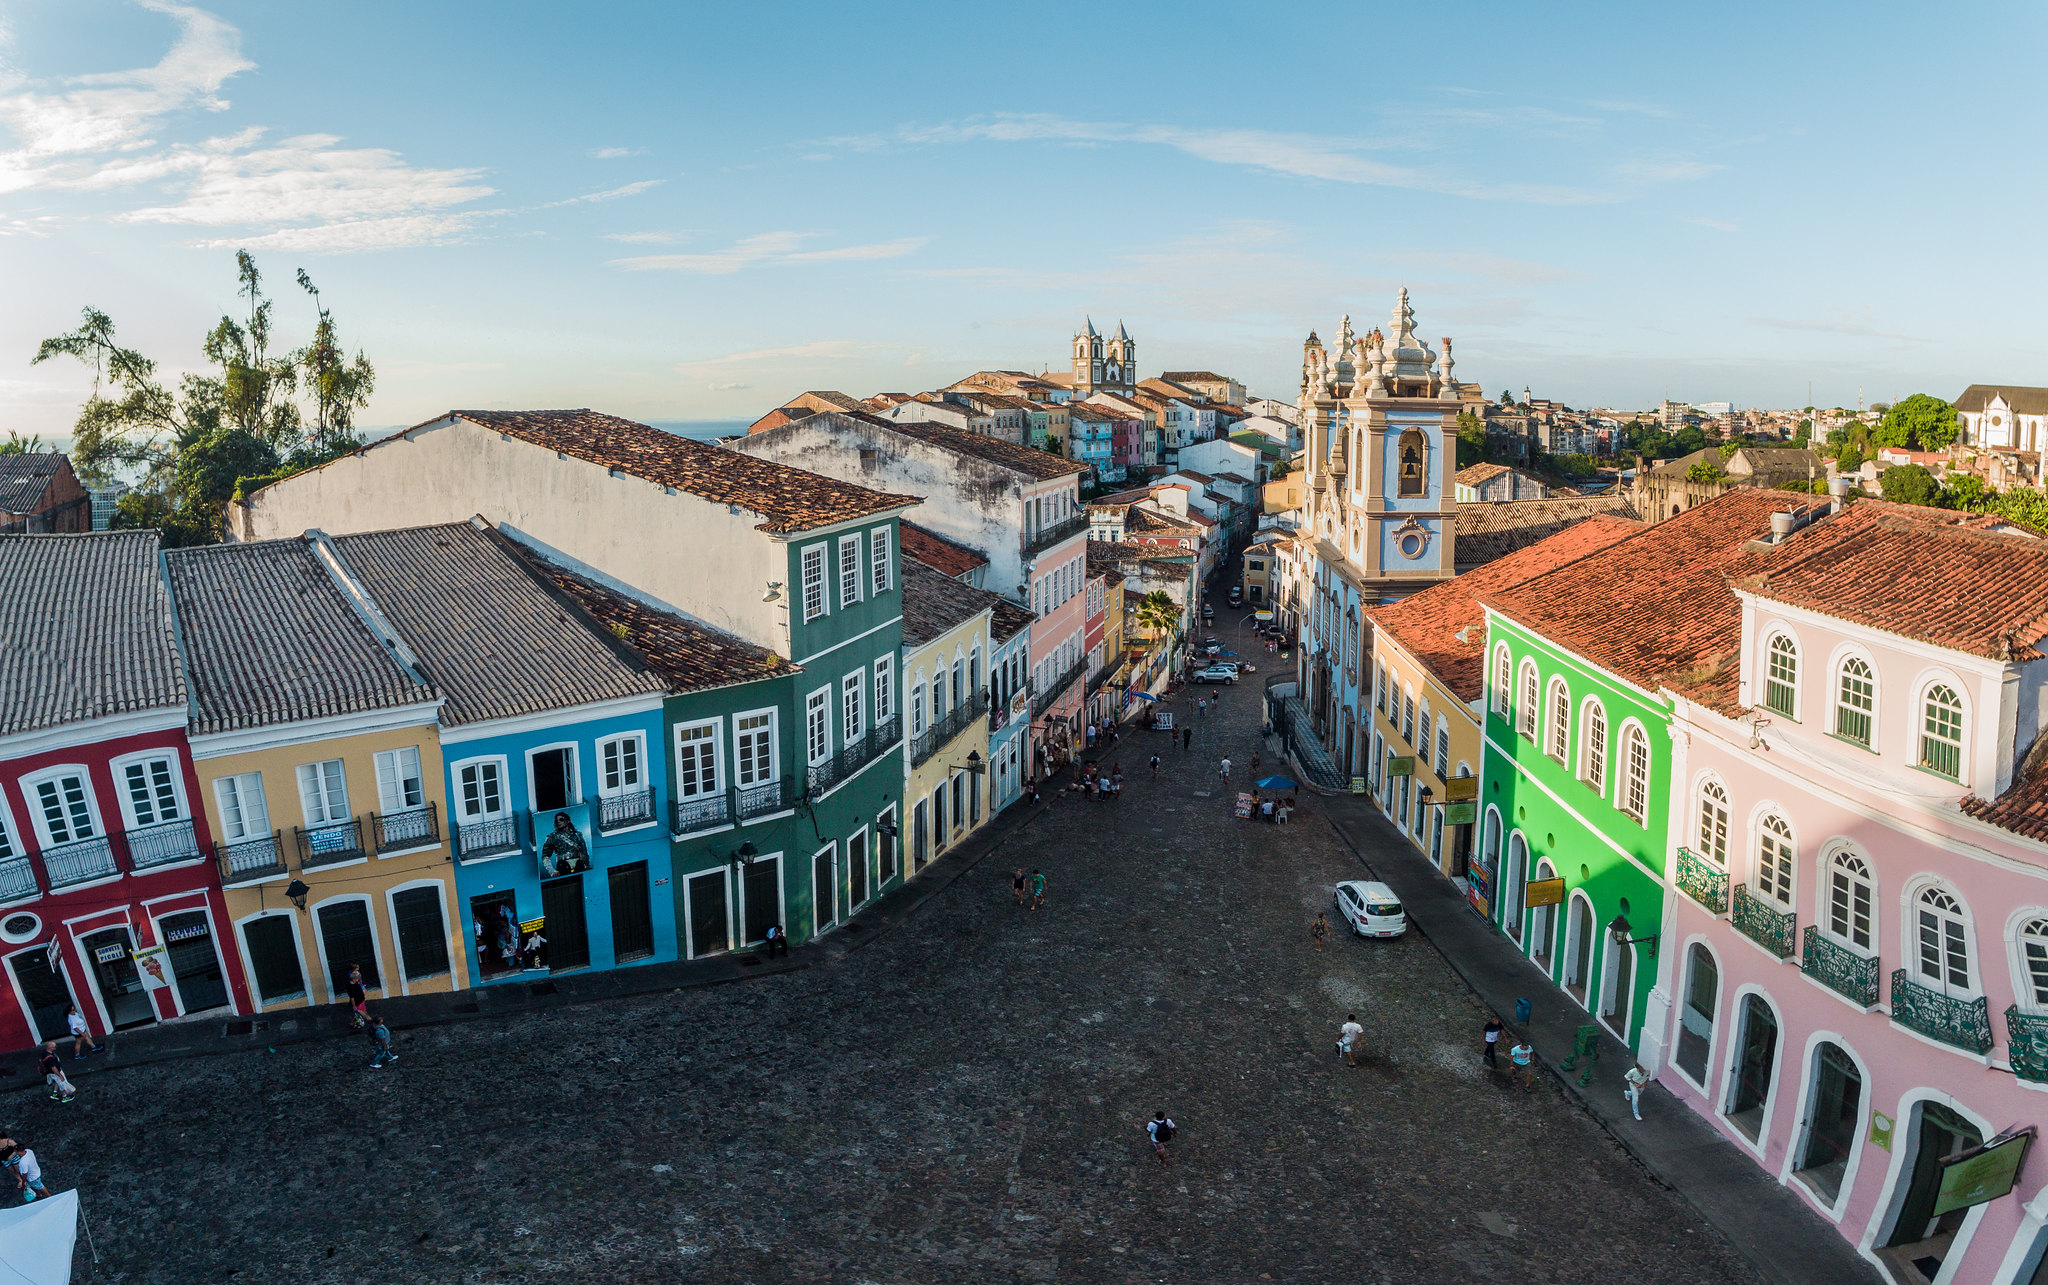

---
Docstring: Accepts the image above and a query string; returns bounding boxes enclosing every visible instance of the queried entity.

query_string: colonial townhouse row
[0,408,1040,1053]
[1445,485,2048,1285]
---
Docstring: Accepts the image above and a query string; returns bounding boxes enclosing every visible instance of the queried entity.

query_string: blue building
[328,520,679,982]
[985,599,1035,811]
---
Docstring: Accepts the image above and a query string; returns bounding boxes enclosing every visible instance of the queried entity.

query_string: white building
[1955,385,2048,452]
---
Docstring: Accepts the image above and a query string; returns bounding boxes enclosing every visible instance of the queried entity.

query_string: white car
[1192,665,1237,685]
[1334,880,1406,938]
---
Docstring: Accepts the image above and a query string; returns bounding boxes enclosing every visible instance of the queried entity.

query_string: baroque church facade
[1293,289,1462,779]
[1070,318,1137,398]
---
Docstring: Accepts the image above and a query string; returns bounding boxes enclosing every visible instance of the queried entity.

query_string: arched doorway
[1564,894,1594,1005]
[1674,945,1718,1084]
[1791,1041,1862,1205]
[1529,860,1557,966]
[1600,935,1635,1038]
[1878,1101,1985,1280]
[1725,994,1780,1142]
[1502,834,1528,942]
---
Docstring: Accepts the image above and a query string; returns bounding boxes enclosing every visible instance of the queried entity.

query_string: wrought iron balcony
[597,788,657,832]
[41,835,117,888]
[217,831,286,883]
[295,817,366,869]
[1800,926,1879,1007]
[455,814,523,863]
[735,777,793,822]
[807,716,905,796]
[1674,846,1729,914]
[869,714,901,756]
[912,693,988,767]
[1731,884,1796,958]
[125,817,201,870]
[1024,512,1089,556]
[2007,1007,2048,1083]
[0,856,38,902]
[372,804,440,853]
[672,792,731,835]
[1891,970,1992,1054]
[1032,660,1088,718]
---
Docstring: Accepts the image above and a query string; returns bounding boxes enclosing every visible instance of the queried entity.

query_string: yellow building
[166,539,470,1012]
[1366,514,1641,876]
[1240,534,1288,610]
[899,562,998,872]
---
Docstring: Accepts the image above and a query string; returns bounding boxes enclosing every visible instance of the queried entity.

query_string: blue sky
[3,0,2042,439]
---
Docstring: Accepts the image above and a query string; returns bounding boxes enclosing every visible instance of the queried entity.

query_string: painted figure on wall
[539,811,591,876]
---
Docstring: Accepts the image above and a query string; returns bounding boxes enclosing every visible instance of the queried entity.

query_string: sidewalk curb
[5,793,1055,1090]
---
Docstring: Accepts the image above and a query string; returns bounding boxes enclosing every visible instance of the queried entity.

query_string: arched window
[1491,647,1511,716]
[2019,917,2048,1009]
[1620,724,1650,821]
[1919,685,1964,779]
[1397,429,1426,497]
[1518,661,1539,739]
[1697,781,1730,866]
[1756,814,1794,907]
[1915,886,1971,993]
[1674,944,1718,1083]
[1764,632,1798,717]
[1546,679,1570,763]
[1824,850,1873,950]
[1580,701,1607,792]
[1835,657,1874,746]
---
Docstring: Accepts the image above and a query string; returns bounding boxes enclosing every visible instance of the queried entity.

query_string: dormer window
[1918,685,1964,779]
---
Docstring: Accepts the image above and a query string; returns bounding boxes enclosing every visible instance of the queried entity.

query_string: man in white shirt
[1338,1014,1365,1067]
[6,1146,44,1203]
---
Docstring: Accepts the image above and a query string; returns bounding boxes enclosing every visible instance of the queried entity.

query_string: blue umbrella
[1126,690,1160,703]
[1217,649,1240,658]
[1255,775,1299,790]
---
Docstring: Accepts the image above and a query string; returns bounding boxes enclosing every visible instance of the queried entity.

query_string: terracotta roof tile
[1455,462,1513,485]
[988,597,1036,644]
[438,409,916,534]
[1963,735,2048,841]
[1479,490,1805,708]
[874,416,1089,480]
[1455,495,1640,565]
[1372,516,1643,701]
[899,522,989,580]
[900,560,1006,647]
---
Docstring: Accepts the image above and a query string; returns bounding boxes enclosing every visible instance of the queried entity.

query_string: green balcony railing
[1891,970,1992,1054]
[1800,927,1879,1007]
[1675,846,1729,914]
[1732,885,1796,958]
[2006,1007,2048,1083]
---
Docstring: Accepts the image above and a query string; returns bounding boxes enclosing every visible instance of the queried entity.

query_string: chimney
[1827,473,1851,515]
[1769,512,1796,543]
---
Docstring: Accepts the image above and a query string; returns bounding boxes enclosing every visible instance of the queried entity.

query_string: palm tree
[1135,590,1179,642]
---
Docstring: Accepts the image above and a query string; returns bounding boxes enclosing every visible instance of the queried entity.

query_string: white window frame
[841,670,865,747]
[451,756,509,823]
[20,766,101,848]
[597,732,646,797]
[870,527,892,595]
[1491,644,1511,716]
[372,746,426,815]
[910,671,927,738]
[1754,812,1796,909]
[295,759,350,828]
[1580,698,1607,793]
[1434,720,1450,779]
[2010,911,2048,1014]
[1821,845,1876,955]
[873,657,895,725]
[805,687,832,766]
[1909,880,1979,998]
[1833,652,1878,748]
[1918,680,1967,782]
[1546,678,1570,765]
[0,794,19,865]
[1697,778,1730,867]
[1517,660,1540,739]
[109,750,188,831]
[523,741,581,812]
[733,708,778,788]
[838,534,863,609]
[673,719,724,801]
[211,772,270,844]
[801,543,828,622]
[1618,721,1650,823]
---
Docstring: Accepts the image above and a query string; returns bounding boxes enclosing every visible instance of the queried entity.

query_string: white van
[1334,880,1407,938]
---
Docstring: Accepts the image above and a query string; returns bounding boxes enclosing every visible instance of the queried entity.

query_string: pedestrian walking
[1146,1112,1176,1165]
[1181,726,1192,751]
[764,923,789,958]
[4,1146,46,1203]
[1012,867,1027,907]
[37,1041,73,1103]
[1337,1014,1364,1066]
[1311,912,1328,952]
[1030,869,1046,910]
[345,961,368,1028]
[1624,1063,1649,1120]
[1110,765,1123,799]
[1197,697,1207,718]
[1219,756,1232,785]
[367,1013,398,1069]
[1509,1040,1536,1090]
[1483,1016,1504,1068]
[1251,750,1261,774]
[65,1004,102,1058]
[1149,753,1160,780]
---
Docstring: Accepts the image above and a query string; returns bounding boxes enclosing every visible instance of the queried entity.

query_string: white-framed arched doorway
[1502,832,1529,942]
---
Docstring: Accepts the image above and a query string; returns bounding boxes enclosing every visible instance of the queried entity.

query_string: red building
[0,532,249,1048]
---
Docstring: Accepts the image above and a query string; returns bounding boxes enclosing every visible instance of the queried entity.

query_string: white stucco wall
[233,418,791,652]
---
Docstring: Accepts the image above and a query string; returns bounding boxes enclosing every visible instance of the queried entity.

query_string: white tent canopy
[0,1188,77,1285]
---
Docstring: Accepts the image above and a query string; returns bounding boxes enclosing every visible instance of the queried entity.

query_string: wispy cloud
[544,179,662,207]
[674,338,899,374]
[612,232,928,274]
[1751,314,1914,341]
[707,381,750,391]
[589,146,643,159]
[605,229,683,243]
[1680,215,1739,233]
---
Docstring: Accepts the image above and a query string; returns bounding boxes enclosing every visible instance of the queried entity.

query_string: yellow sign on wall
[1524,877,1566,908]
[1444,776,1479,802]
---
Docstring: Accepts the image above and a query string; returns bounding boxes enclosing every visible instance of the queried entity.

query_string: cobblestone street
[40,619,1762,1285]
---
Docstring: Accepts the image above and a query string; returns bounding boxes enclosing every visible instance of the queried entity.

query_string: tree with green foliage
[33,251,374,546]
[1497,389,1516,408]
[1880,463,1941,506]
[1455,410,1487,468]
[1685,461,1728,484]
[1836,444,1866,474]
[1872,393,1960,452]
[1938,473,1994,510]
[0,432,45,455]
[1673,426,1708,454]
[1135,589,1180,642]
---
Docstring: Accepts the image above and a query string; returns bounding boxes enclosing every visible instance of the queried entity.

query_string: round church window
[1397,528,1429,559]
[0,913,40,943]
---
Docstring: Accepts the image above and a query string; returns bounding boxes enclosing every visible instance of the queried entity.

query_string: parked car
[1191,665,1237,685]
[1228,585,1243,606]
[1334,880,1406,938]
[1202,604,1215,623]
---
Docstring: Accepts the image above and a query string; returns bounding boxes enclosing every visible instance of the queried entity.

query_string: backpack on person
[1153,1119,1175,1144]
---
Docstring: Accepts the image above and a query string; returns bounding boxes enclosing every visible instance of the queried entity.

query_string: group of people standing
[1078,761,1123,801]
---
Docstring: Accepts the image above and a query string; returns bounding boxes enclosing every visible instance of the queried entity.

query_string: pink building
[1646,497,2048,1285]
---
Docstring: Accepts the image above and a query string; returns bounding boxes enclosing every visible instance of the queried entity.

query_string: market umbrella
[1217,649,1240,658]
[1255,775,1299,791]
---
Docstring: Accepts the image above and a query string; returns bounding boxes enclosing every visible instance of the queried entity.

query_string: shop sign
[1869,1112,1895,1151]
[1524,877,1566,909]
[1934,1128,2034,1216]
[1234,793,1254,819]
[1444,802,1477,825]
[1350,777,1366,794]
[130,944,174,996]
[1386,756,1415,777]
[1466,863,1492,917]
[1154,712,1175,731]
[166,922,209,944]
[1443,776,1479,802]
[93,943,127,964]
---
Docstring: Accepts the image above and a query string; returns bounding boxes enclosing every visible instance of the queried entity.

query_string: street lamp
[950,750,986,775]
[730,841,758,878]
[284,878,309,912]
[1608,912,1659,957]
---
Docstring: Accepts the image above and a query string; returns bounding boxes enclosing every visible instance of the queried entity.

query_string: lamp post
[284,878,309,912]
[1608,912,1659,957]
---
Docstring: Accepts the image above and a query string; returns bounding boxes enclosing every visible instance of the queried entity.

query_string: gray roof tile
[0,531,185,736]
[0,454,66,515]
